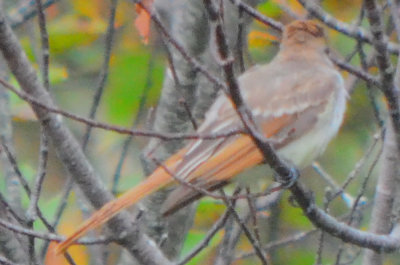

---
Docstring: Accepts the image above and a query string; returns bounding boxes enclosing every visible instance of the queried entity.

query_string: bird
[56,19,347,254]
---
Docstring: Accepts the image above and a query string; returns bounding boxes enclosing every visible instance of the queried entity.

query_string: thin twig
[39,179,73,259]
[245,187,261,242]
[81,0,118,149]
[0,77,244,141]
[177,208,233,265]
[34,0,50,91]
[0,217,117,245]
[0,193,25,224]
[0,8,172,264]
[112,49,155,194]
[26,130,49,222]
[0,139,31,196]
[9,0,60,29]
[220,190,268,264]
[297,0,400,54]
[236,229,318,260]
[0,255,20,265]
[313,130,381,207]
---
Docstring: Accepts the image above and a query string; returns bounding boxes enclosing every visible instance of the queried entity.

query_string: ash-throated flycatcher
[56,20,347,253]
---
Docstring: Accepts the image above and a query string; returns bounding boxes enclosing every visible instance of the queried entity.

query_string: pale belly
[236,85,347,187]
[279,86,347,169]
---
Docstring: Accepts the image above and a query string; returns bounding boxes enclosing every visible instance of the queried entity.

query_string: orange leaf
[45,241,88,265]
[134,0,153,44]
[45,209,88,264]
[248,31,279,47]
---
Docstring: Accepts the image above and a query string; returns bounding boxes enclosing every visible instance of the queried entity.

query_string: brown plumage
[55,20,347,254]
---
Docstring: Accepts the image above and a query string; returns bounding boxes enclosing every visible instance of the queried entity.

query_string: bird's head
[281,20,326,53]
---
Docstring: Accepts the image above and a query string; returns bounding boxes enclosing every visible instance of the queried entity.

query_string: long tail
[55,168,173,255]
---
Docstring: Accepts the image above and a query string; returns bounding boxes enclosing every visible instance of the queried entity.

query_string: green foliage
[257,1,281,18]
[181,230,222,265]
[105,48,164,124]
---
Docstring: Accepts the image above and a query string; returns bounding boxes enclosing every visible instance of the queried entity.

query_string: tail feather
[55,168,173,255]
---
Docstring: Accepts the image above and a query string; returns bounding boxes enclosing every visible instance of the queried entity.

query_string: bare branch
[0,77,244,141]
[8,0,60,29]
[0,8,172,265]
[297,0,400,54]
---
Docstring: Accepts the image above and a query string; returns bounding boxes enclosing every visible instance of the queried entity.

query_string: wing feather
[160,60,341,213]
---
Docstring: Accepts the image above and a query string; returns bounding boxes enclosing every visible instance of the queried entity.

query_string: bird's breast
[278,82,347,169]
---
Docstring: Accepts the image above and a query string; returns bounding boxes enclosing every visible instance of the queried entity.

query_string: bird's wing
[161,64,341,214]
[174,63,340,180]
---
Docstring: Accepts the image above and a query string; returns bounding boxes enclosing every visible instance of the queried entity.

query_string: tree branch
[0,8,172,265]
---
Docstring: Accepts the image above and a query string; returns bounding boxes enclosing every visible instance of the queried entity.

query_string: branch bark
[0,7,172,265]
[140,0,259,259]
[362,122,398,265]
